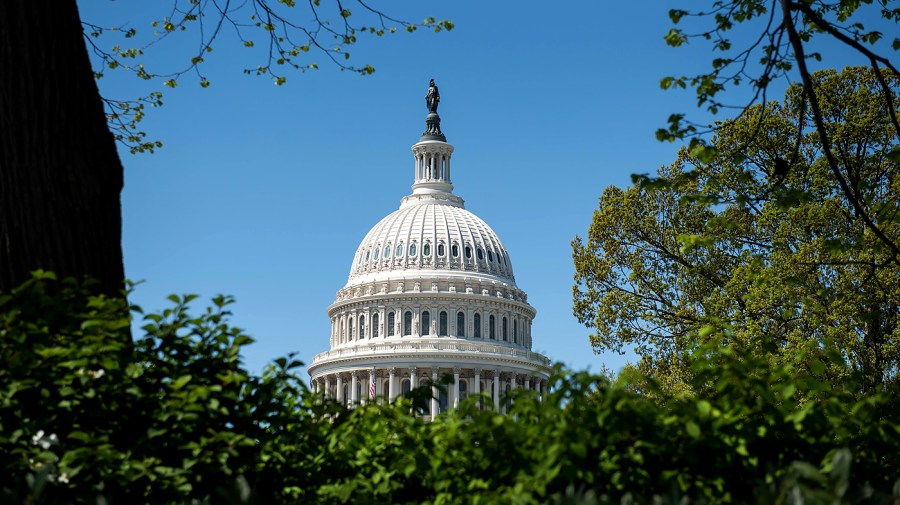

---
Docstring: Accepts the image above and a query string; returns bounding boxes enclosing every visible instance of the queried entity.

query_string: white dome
[347,194,516,286]
[309,92,551,417]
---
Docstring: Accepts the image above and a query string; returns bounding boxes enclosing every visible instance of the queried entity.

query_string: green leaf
[887,146,900,163]
[685,421,701,438]
[171,374,192,390]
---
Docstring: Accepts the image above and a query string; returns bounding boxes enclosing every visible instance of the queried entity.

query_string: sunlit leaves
[664,28,687,47]
[84,1,453,154]
[575,67,900,396]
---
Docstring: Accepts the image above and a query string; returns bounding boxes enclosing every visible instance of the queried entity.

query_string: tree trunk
[0,0,125,296]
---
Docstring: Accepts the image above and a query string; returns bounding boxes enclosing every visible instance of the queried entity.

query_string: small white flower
[31,430,58,450]
[88,369,106,379]
[58,473,69,484]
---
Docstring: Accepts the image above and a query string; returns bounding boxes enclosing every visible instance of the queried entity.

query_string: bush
[2,274,899,503]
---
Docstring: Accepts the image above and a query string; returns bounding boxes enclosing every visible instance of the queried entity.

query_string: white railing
[311,339,551,366]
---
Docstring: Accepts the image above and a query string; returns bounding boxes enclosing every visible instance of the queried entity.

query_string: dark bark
[0,0,125,296]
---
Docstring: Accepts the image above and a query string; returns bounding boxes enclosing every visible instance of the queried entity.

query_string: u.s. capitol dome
[308,81,551,416]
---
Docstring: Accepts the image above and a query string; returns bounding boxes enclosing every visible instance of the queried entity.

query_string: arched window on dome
[465,245,472,259]
[396,244,404,257]
[502,317,508,341]
[489,315,496,339]
[488,250,494,262]
[359,315,366,340]
[348,318,354,340]
[403,311,412,336]
[513,319,518,344]
[340,319,345,343]
[387,311,395,336]
[477,248,484,261]
[423,243,431,257]
[437,243,445,257]
[384,245,391,259]
[421,311,431,336]
[373,247,379,260]
[451,244,459,257]
[373,313,380,339]
[365,250,370,262]
[473,313,482,338]
[439,311,448,336]
[409,243,417,257]
[456,311,465,337]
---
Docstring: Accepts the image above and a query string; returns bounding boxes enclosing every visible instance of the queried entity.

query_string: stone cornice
[308,338,551,376]
[327,291,536,318]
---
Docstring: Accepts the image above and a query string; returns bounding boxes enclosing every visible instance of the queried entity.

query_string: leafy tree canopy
[659,0,900,259]
[574,66,900,394]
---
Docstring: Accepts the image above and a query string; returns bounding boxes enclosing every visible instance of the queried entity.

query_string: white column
[453,367,461,408]
[351,371,359,406]
[492,370,501,411]
[473,368,481,397]
[524,375,531,392]
[336,374,344,405]
[325,376,332,400]
[431,367,439,418]
[389,367,397,402]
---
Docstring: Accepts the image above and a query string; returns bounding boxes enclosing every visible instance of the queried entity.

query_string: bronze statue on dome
[425,79,440,113]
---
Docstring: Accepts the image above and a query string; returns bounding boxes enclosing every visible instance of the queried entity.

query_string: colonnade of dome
[311,365,549,417]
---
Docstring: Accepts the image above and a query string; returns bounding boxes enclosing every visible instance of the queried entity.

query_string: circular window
[438,244,445,256]
[409,243,417,256]
[384,246,391,258]
[397,244,404,257]
[465,246,472,259]
[451,244,459,257]
[373,247,380,260]
[477,248,484,260]
[423,244,431,256]
[488,250,494,262]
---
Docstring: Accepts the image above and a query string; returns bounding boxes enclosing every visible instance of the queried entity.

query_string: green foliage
[659,0,900,257]
[660,0,899,133]
[2,272,900,503]
[574,67,900,394]
[0,272,328,503]
[83,1,453,153]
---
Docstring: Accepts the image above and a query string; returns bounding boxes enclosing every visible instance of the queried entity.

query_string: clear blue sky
[76,1,879,377]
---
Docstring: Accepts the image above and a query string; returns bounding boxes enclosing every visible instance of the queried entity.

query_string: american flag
[369,374,376,399]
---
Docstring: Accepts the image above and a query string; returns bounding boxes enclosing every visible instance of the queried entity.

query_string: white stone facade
[308,107,551,417]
